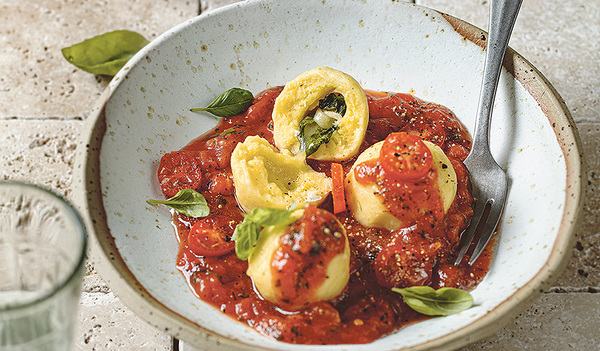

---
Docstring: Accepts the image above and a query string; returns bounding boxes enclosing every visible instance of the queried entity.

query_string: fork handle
[470,0,523,157]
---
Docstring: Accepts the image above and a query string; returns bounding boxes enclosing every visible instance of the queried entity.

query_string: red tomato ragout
[157,87,494,344]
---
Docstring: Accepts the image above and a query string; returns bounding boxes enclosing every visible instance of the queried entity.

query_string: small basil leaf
[190,88,253,117]
[147,189,209,218]
[61,30,149,76]
[232,205,296,260]
[233,220,260,261]
[319,93,347,116]
[392,286,474,316]
[299,116,338,156]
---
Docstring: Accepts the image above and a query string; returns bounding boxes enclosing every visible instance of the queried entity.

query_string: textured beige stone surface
[1,0,599,350]
[0,119,81,197]
[1,0,197,350]
[200,0,240,13]
[460,293,600,350]
[75,292,172,350]
[0,0,198,118]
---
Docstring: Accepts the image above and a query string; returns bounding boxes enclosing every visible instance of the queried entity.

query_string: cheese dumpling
[247,205,350,311]
[346,132,457,231]
[230,136,331,212]
[272,67,369,161]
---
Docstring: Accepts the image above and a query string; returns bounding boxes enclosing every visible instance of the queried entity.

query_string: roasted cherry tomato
[158,151,203,197]
[379,132,432,180]
[188,216,235,257]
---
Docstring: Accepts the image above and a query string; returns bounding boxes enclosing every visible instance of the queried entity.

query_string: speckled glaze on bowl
[74,0,585,349]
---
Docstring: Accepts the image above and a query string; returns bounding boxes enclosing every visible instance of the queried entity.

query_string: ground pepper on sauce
[158,87,495,344]
[266,205,347,311]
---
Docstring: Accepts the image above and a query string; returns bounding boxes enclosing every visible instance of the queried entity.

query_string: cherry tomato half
[188,220,235,257]
[379,132,432,180]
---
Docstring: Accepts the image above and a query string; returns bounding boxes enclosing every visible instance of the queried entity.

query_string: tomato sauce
[158,87,494,344]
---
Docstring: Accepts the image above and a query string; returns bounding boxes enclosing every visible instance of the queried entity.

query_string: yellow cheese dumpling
[346,133,457,231]
[230,136,331,213]
[247,205,350,311]
[272,67,369,161]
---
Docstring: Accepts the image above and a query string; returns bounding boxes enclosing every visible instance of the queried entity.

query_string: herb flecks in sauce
[159,87,491,345]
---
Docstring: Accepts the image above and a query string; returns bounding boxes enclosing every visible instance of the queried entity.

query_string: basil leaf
[233,205,297,260]
[233,221,260,261]
[319,93,347,116]
[61,30,149,76]
[392,286,474,316]
[245,206,297,227]
[299,116,338,156]
[190,88,253,117]
[147,189,209,218]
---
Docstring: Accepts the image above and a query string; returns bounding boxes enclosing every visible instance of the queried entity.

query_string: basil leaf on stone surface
[61,30,149,76]
[147,189,209,218]
[190,88,254,117]
[392,286,474,316]
[233,205,297,261]
[299,115,338,157]
[319,93,347,116]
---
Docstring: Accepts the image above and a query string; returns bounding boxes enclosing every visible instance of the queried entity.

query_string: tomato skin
[379,132,432,180]
[207,172,234,195]
[188,216,235,257]
[158,151,204,198]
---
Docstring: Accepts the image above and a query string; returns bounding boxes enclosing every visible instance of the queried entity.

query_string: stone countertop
[1,0,598,350]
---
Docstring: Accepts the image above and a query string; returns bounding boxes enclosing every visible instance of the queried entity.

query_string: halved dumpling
[345,140,457,230]
[231,136,332,212]
[427,141,458,211]
[272,67,369,161]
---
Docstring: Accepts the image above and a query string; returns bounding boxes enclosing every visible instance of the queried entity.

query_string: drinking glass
[0,181,87,350]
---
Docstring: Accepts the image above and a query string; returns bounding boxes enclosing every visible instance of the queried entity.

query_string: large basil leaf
[147,189,209,218]
[232,220,260,260]
[190,88,253,117]
[61,30,149,76]
[392,286,474,316]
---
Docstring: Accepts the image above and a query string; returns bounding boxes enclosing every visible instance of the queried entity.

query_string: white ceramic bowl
[75,0,585,349]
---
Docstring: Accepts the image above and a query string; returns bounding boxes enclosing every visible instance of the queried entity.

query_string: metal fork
[454,0,522,265]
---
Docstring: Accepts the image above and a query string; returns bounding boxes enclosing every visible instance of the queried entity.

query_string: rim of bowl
[73,3,586,350]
